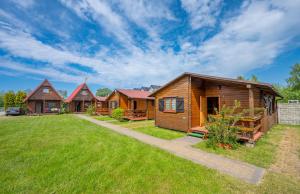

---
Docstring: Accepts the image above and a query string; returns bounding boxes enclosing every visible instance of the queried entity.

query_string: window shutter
[176,98,184,112]
[159,99,164,112]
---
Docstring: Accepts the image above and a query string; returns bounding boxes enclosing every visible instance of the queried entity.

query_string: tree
[0,91,4,107]
[15,91,27,107]
[274,84,300,102]
[236,76,245,80]
[250,75,258,82]
[4,91,15,110]
[96,88,112,97]
[57,90,68,98]
[287,63,300,91]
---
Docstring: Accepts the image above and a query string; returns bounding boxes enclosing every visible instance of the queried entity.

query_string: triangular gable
[65,83,96,103]
[24,79,63,101]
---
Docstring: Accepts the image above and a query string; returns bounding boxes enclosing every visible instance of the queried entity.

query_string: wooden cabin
[96,96,109,115]
[150,72,281,142]
[106,89,155,120]
[24,79,63,114]
[66,83,97,112]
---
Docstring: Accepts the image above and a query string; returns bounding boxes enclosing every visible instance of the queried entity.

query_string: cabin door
[207,97,219,115]
[75,102,81,112]
[133,100,137,110]
[35,102,43,113]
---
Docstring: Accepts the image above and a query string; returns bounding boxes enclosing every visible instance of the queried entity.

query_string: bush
[206,100,242,149]
[59,102,69,114]
[111,108,124,121]
[86,105,96,116]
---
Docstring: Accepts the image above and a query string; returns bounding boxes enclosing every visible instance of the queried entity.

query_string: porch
[96,107,109,115]
[124,109,148,121]
[188,110,277,143]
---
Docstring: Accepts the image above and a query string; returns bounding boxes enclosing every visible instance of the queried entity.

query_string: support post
[247,84,254,117]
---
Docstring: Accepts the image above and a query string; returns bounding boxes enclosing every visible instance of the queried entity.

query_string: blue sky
[0,0,299,95]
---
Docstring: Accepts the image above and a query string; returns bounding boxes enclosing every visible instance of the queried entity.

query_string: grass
[93,115,185,140]
[194,125,287,168]
[0,115,299,193]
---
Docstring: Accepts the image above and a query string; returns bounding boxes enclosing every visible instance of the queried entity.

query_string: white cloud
[189,0,300,76]
[60,0,135,48]
[1,0,300,89]
[10,0,35,9]
[181,0,222,29]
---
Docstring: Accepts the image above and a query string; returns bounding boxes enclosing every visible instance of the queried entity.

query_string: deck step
[188,132,204,138]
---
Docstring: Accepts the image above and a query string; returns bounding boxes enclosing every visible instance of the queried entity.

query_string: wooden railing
[209,114,264,142]
[124,109,147,118]
[96,108,109,115]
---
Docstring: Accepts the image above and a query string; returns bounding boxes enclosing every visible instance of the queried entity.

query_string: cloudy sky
[0,0,300,94]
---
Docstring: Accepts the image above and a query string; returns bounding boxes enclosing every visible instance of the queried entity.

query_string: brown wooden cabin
[66,83,97,112]
[96,96,109,115]
[150,72,282,142]
[24,79,63,114]
[106,89,155,120]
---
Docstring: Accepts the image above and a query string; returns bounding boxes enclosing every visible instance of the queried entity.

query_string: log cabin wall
[30,86,61,101]
[108,91,120,114]
[154,75,190,132]
[152,73,279,132]
[119,93,128,109]
[25,80,62,114]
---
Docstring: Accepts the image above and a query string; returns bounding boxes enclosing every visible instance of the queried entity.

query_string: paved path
[76,114,265,184]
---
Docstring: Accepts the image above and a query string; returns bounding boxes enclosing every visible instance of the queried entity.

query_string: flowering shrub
[206,100,242,149]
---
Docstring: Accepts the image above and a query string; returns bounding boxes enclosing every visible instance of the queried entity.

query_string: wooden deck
[124,109,148,121]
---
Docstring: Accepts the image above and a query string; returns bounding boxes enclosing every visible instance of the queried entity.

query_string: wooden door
[35,102,42,113]
[200,96,207,126]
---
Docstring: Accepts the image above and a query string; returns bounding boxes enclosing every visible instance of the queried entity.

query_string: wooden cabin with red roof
[24,79,63,114]
[96,96,109,115]
[149,72,282,143]
[66,83,97,112]
[106,89,155,120]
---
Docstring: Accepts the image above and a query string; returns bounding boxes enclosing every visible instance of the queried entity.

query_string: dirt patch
[270,126,300,179]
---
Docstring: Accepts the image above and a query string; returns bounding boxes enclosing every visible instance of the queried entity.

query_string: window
[164,97,176,112]
[159,97,184,113]
[81,90,88,95]
[48,102,56,109]
[43,88,50,93]
[110,101,118,109]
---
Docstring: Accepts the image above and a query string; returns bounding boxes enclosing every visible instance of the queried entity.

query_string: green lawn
[93,115,185,140]
[1,115,299,193]
[194,125,286,168]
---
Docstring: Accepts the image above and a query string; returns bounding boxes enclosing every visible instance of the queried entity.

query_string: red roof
[65,83,96,103]
[116,89,154,99]
[96,96,107,101]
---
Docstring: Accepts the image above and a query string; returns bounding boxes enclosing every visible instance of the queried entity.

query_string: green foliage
[274,84,300,102]
[287,63,300,91]
[111,108,124,121]
[236,75,245,80]
[59,102,69,114]
[96,88,112,97]
[4,91,15,110]
[236,75,259,82]
[86,104,96,115]
[250,74,258,82]
[0,91,4,107]
[206,100,242,149]
[15,90,27,108]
